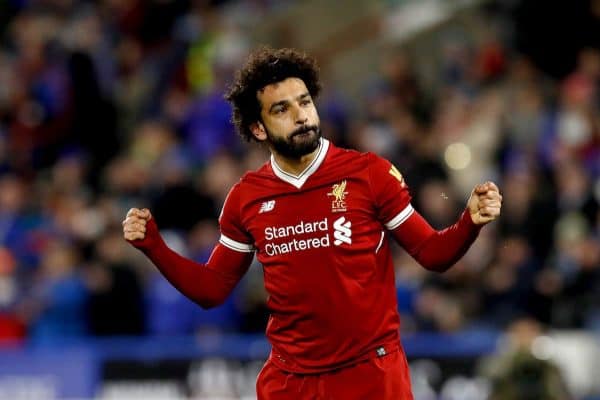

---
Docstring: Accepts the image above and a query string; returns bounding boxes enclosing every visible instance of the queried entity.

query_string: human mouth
[292,129,314,139]
[295,130,313,137]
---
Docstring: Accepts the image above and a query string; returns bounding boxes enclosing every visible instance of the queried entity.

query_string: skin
[123,207,149,242]
[250,77,321,176]
[468,181,502,225]
[123,77,502,239]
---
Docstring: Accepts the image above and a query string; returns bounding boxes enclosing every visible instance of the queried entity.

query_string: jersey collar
[270,138,330,189]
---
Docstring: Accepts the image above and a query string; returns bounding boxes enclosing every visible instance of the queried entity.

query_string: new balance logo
[333,216,352,246]
[259,200,276,214]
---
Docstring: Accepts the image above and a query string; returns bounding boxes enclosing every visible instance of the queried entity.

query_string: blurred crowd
[0,0,598,347]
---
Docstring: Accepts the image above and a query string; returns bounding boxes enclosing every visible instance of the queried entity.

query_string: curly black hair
[224,46,322,142]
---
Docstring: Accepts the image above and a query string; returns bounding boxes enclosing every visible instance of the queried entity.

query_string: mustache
[290,125,319,138]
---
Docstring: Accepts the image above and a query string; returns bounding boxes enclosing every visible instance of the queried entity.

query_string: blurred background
[0,0,598,399]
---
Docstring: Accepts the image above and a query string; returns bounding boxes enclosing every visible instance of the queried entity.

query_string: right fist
[122,208,152,242]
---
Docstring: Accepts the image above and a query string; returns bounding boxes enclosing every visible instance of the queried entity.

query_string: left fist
[467,181,502,225]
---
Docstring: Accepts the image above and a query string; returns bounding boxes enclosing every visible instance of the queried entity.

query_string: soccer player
[123,47,502,399]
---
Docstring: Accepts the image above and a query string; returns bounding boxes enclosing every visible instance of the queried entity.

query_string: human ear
[250,121,267,141]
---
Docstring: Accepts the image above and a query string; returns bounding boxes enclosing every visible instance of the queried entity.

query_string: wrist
[463,209,483,230]
[130,218,166,253]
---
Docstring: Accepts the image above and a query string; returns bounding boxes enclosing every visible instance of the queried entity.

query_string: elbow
[422,262,453,273]
[196,297,225,310]
[415,254,455,273]
[184,277,235,309]
[194,292,228,309]
[413,248,459,273]
[198,302,219,310]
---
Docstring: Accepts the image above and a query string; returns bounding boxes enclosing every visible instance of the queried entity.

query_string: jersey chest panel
[243,176,385,268]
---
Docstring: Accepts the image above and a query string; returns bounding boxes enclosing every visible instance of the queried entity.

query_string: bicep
[388,210,436,255]
[205,243,254,283]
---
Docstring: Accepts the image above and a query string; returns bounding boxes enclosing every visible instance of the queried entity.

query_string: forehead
[257,77,308,105]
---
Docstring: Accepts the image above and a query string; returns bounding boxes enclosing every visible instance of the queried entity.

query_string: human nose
[294,105,308,125]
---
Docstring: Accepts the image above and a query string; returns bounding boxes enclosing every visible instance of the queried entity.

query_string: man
[123,47,502,399]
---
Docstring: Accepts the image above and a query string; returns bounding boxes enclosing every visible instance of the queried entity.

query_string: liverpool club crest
[327,180,348,213]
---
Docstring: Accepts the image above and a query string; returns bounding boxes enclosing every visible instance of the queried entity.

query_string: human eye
[272,105,287,115]
[300,98,312,106]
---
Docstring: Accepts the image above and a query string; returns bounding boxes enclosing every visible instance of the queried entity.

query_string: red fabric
[129,139,482,379]
[218,141,408,373]
[128,218,253,308]
[0,314,26,340]
[256,345,413,400]
[391,208,481,272]
[367,152,412,224]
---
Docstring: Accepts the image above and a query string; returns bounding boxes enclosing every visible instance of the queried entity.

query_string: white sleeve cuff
[384,204,414,230]
[219,234,256,253]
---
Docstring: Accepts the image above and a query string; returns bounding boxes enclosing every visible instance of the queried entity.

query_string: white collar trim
[270,138,330,189]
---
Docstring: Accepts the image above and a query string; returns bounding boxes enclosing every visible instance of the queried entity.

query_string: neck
[271,140,321,176]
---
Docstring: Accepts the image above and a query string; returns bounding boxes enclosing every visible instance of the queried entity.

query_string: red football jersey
[219,138,414,373]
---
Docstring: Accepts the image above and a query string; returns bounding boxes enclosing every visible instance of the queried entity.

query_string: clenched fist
[122,208,152,242]
[467,181,502,225]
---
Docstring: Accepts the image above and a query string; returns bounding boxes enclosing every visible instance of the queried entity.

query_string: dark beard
[266,124,321,159]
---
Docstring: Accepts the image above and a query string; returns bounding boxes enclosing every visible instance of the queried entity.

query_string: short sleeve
[218,183,256,253]
[368,153,414,230]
